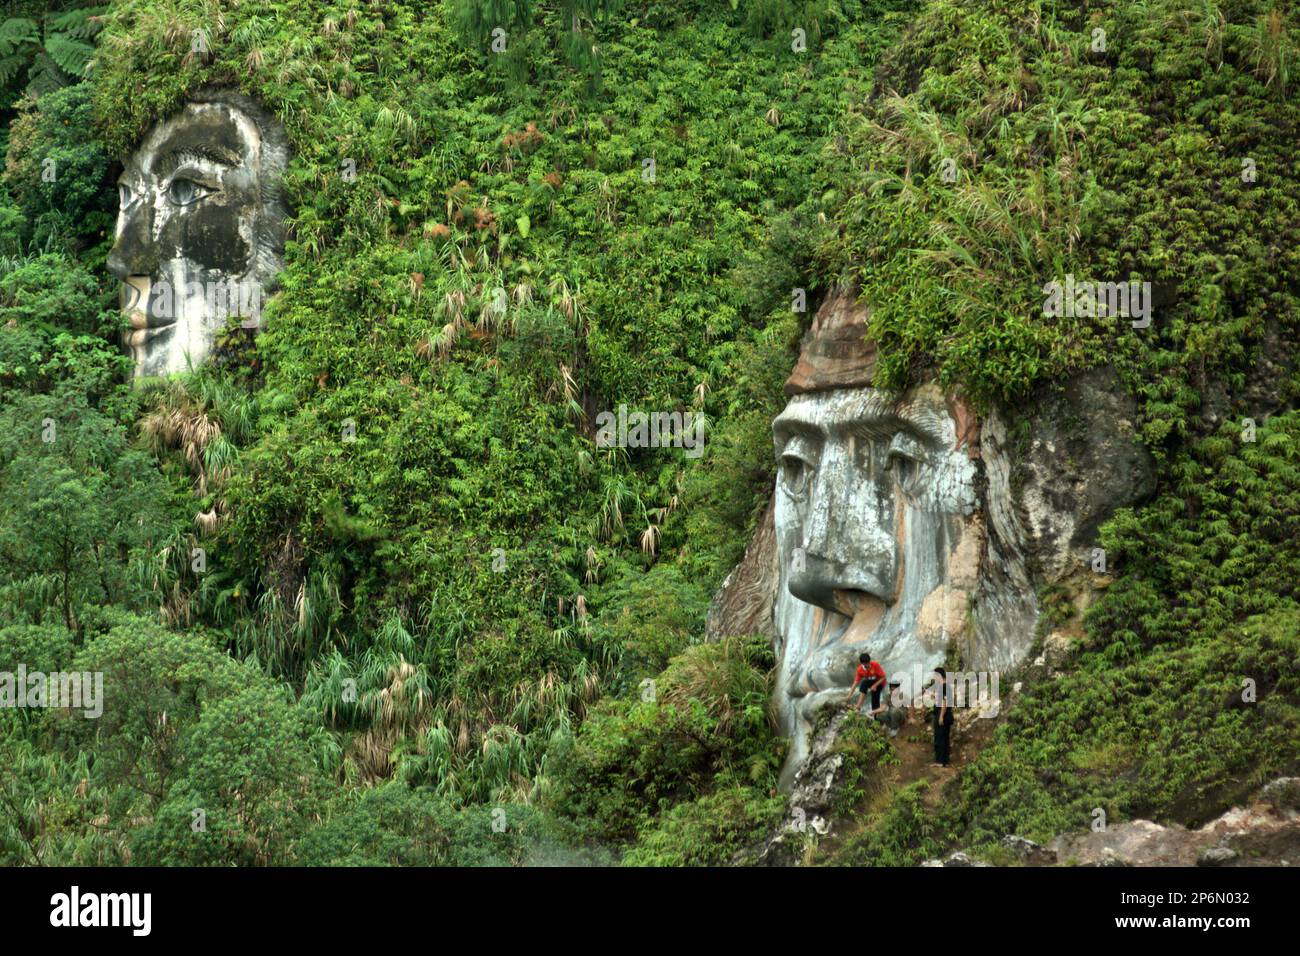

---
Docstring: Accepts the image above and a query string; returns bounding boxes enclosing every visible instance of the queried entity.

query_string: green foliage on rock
[549,633,785,858]
[838,412,1300,864]
[820,0,1300,455]
[622,784,786,866]
[77,0,916,806]
[3,0,1298,868]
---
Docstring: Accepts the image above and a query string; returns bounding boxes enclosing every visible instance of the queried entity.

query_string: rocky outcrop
[1200,318,1299,432]
[1001,835,1057,865]
[708,286,1160,793]
[914,779,1300,867]
[1044,778,1300,867]
[783,288,877,395]
[704,497,777,642]
[982,366,1157,585]
[921,852,990,867]
[742,712,852,866]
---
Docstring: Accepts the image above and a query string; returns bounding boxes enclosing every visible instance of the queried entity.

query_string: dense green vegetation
[820,0,1300,441]
[0,0,915,864]
[1,0,1297,866]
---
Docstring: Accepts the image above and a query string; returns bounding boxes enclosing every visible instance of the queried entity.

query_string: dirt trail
[884,709,995,810]
[816,705,1002,862]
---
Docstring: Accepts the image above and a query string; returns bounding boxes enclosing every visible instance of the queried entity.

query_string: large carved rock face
[708,288,1155,789]
[773,382,984,784]
[108,92,289,379]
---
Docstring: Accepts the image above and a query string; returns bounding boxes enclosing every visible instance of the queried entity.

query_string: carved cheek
[174,198,254,274]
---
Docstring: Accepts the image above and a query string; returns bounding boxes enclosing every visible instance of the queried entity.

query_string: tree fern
[0,18,37,89]
[44,32,93,78]
[0,4,104,98]
[47,7,100,41]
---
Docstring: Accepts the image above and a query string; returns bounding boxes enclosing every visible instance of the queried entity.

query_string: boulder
[1197,846,1238,867]
[1002,834,1057,866]
[920,851,990,867]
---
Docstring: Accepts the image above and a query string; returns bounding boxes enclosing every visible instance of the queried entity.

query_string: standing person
[845,652,887,713]
[932,667,954,767]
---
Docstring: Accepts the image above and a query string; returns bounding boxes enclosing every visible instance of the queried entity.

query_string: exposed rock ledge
[739,711,851,866]
[925,777,1300,867]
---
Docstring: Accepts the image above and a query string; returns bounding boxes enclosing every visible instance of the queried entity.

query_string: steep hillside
[0,0,1296,867]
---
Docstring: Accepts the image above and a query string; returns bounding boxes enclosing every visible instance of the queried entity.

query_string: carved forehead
[127,103,258,175]
[773,387,950,444]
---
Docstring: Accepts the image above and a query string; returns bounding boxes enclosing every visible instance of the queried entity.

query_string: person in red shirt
[845,652,887,713]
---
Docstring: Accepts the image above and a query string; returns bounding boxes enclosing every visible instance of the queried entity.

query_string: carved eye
[887,432,924,464]
[780,453,811,498]
[886,433,927,487]
[167,177,212,206]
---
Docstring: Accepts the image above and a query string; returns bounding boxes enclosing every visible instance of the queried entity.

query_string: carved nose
[789,445,898,610]
[801,450,893,565]
[800,474,842,562]
[107,207,157,280]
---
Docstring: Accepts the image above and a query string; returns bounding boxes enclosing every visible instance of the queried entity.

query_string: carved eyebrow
[774,410,941,446]
[845,415,940,446]
[773,416,824,445]
[150,146,240,176]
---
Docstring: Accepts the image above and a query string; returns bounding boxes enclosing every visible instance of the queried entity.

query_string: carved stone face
[701,289,1154,789]
[108,94,288,379]
[772,382,981,782]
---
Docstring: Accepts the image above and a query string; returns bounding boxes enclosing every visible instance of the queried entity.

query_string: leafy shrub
[294,782,549,866]
[550,634,783,850]
[622,785,785,866]
[3,81,111,250]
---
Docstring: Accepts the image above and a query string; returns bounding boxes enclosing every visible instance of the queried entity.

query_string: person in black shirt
[931,667,954,767]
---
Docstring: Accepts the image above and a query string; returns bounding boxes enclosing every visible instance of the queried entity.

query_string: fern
[0,17,37,52]
[0,17,37,89]
[0,5,103,97]
[47,8,100,41]
[44,33,93,78]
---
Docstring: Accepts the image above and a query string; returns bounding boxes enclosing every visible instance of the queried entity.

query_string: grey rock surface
[1046,778,1300,867]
